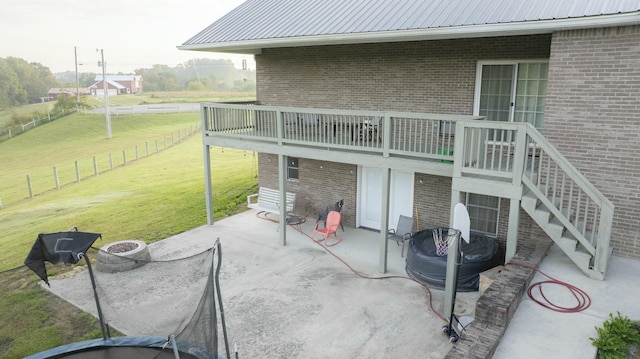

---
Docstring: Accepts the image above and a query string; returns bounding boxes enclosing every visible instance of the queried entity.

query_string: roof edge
[178,11,640,54]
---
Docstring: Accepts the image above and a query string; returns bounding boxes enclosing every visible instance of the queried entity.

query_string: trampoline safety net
[36,239,229,359]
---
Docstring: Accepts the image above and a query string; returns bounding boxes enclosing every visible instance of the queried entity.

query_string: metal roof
[179,0,640,53]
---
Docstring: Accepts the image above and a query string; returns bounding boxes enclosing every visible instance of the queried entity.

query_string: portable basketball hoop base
[441,235,463,343]
[442,203,472,343]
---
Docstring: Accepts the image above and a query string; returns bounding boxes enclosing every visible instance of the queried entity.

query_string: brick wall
[253,35,552,250]
[258,153,358,225]
[256,35,551,112]
[545,25,640,258]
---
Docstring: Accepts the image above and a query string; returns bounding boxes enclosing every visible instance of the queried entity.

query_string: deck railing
[456,120,614,276]
[522,125,614,272]
[201,103,481,162]
[203,103,613,277]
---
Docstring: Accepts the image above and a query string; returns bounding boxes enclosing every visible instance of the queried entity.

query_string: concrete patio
[46,210,479,358]
[45,209,640,358]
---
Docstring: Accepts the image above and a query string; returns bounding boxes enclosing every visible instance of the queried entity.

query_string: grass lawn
[0,104,257,358]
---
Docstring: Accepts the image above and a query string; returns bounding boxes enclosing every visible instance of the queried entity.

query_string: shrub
[590,312,640,359]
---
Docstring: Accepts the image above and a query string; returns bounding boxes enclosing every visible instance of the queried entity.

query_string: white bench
[247,187,296,215]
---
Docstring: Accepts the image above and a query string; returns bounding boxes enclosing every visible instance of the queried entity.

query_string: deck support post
[278,153,287,246]
[378,168,391,273]
[506,198,520,262]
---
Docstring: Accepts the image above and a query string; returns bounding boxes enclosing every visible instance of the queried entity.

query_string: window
[475,61,548,131]
[287,157,299,181]
[466,193,499,236]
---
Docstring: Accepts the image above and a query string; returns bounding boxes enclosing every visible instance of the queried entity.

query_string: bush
[590,312,640,359]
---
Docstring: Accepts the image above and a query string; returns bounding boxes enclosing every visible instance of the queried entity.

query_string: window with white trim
[474,61,548,131]
[287,157,299,181]
[466,193,500,236]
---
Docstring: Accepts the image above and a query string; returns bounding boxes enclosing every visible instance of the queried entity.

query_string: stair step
[522,191,538,209]
[520,186,608,280]
[572,247,593,269]
[547,217,565,238]
[557,236,578,253]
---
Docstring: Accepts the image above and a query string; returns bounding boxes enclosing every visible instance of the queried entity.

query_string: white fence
[0,123,200,209]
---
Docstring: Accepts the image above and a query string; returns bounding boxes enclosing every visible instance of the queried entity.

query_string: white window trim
[286,156,299,182]
[473,59,549,147]
[466,193,501,237]
[473,59,549,120]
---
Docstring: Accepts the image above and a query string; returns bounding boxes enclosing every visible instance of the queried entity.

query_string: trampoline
[406,229,502,291]
[23,230,230,359]
[24,336,206,359]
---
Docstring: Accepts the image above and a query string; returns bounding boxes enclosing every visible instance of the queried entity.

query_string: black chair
[387,215,414,257]
[317,199,344,232]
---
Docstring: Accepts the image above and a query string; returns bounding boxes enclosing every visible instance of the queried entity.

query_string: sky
[0,0,255,74]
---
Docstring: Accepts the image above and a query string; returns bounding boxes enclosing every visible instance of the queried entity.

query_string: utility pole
[74,46,80,103]
[99,49,112,139]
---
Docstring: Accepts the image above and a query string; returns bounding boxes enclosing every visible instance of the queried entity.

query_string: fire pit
[406,229,501,291]
[96,240,151,273]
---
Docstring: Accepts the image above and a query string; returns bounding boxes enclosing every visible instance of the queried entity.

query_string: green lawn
[0,104,257,358]
[0,112,202,206]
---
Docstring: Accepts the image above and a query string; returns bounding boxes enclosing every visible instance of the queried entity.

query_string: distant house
[90,75,143,96]
[46,88,91,100]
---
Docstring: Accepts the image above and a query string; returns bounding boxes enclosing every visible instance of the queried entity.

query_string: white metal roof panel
[181,0,640,50]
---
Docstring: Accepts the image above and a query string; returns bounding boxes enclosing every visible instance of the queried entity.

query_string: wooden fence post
[145,141,149,156]
[93,156,98,176]
[53,166,60,190]
[75,160,80,182]
[27,175,33,198]
[171,133,174,146]
[109,153,113,171]
[164,136,167,150]
[155,139,159,153]
[135,145,139,161]
[123,150,127,166]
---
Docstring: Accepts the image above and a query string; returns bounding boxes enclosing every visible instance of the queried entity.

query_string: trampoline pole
[80,252,109,340]
[215,239,231,359]
[169,334,181,359]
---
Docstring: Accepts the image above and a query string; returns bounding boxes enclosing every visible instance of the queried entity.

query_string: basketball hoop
[432,227,461,257]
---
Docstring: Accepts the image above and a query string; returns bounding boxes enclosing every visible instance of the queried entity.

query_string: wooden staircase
[520,186,608,279]
[453,121,614,280]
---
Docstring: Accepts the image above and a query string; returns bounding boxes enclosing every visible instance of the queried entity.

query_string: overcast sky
[0,0,254,74]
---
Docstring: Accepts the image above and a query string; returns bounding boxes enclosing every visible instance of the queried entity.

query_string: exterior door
[475,61,548,129]
[358,167,414,230]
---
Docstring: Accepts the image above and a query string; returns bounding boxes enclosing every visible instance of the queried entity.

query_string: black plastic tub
[406,229,502,291]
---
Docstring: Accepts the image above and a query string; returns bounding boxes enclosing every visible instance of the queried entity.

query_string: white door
[358,167,414,230]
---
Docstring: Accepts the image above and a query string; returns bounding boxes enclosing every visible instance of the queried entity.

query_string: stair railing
[521,124,614,274]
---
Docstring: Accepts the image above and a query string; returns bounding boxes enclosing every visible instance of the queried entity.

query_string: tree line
[0,57,57,108]
[56,58,256,94]
[0,57,256,109]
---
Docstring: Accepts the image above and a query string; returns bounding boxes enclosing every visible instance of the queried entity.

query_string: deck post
[506,198,520,262]
[278,153,287,246]
[203,144,213,225]
[378,168,391,273]
[202,106,214,225]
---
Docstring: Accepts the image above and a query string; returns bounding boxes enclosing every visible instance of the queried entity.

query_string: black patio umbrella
[24,231,102,286]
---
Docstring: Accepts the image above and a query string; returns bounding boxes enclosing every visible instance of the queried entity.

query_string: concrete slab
[45,210,479,358]
[44,210,640,358]
[494,244,640,359]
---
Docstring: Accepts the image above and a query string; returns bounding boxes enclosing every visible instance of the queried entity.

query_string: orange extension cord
[257,211,449,323]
